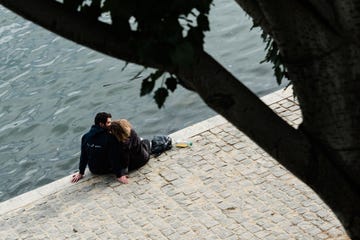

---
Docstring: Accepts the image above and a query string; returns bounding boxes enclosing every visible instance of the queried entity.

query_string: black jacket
[79,125,121,176]
[117,129,150,177]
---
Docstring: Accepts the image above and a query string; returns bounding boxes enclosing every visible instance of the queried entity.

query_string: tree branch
[0,0,167,72]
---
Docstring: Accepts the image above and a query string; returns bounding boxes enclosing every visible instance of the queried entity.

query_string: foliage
[62,0,288,107]
[260,32,289,85]
[140,70,178,108]
[63,0,213,108]
[140,70,165,96]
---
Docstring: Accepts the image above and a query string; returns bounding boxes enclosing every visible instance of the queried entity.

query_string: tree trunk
[2,0,360,237]
[179,51,360,238]
[290,43,360,239]
[235,0,360,237]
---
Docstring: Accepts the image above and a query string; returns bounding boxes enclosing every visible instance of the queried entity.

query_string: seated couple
[71,112,151,184]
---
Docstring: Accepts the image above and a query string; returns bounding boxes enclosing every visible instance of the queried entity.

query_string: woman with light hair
[109,119,151,184]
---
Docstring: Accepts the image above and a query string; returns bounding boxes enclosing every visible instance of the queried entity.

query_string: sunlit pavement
[0,88,349,240]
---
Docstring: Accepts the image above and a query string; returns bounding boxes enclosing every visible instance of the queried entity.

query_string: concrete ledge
[0,88,285,215]
[169,115,227,141]
[0,174,70,215]
[261,86,294,105]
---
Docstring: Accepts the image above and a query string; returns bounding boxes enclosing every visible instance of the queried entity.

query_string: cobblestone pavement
[0,89,349,239]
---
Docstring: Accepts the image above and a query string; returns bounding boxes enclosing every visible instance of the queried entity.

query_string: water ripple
[31,44,48,53]
[5,48,29,64]
[0,70,30,88]
[87,58,104,64]
[0,118,30,133]
[0,23,20,35]
[54,106,71,116]
[0,35,12,44]
[67,90,82,96]
[33,55,60,67]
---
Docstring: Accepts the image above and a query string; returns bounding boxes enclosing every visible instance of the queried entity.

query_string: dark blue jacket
[79,125,121,177]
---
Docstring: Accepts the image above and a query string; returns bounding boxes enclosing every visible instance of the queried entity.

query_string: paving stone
[0,89,349,240]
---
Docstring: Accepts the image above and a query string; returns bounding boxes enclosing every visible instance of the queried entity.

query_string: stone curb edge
[0,87,292,215]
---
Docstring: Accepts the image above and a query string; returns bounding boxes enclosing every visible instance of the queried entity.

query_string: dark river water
[0,1,287,201]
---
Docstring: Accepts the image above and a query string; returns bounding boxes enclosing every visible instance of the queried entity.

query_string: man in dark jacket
[71,112,121,183]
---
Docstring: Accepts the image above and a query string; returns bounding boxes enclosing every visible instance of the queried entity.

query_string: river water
[0,1,287,202]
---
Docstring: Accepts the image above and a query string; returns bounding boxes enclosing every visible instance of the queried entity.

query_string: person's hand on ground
[118,175,129,184]
[71,173,83,183]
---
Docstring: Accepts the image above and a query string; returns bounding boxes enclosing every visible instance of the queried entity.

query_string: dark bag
[151,135,172,157]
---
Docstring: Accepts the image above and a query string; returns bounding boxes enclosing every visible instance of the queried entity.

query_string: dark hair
[94,112,112,125]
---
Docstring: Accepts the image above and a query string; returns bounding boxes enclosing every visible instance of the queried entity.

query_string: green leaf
[187,27,205,47]
[165,77,177,92]
[197,14,210,31]
[260,35,289,84]
[80,0,102,20]
[154,87,169,108]
[140,70,164,96]
[103,0,135,18]
[140,78,155,96]
[195,0,213,14]
[274,67,283,85]
[150,70,165,81]
[63,0,83,11]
